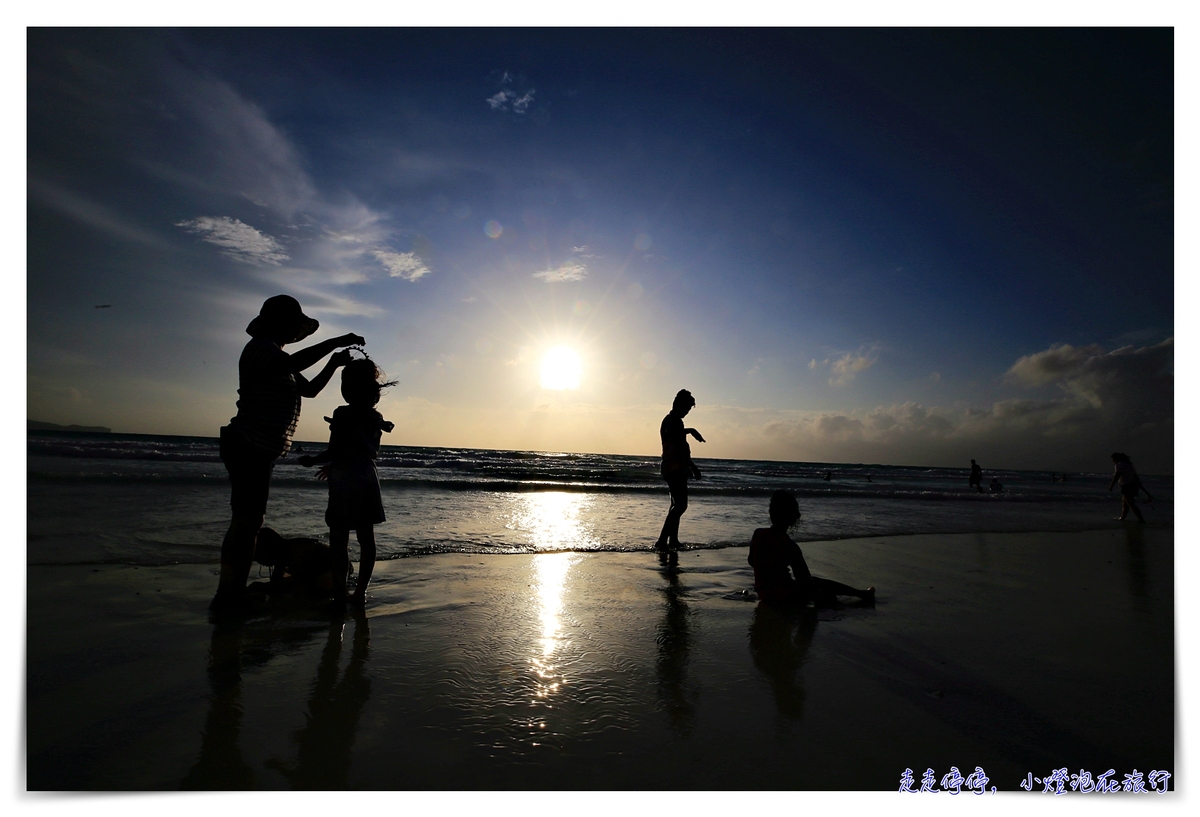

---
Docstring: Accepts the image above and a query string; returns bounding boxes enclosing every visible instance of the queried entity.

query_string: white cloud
[512,91,535,113]
[487,87,537,114]
[373,250,431,282]
[176,216,289,265]
[533,262,587,283]
[829,351,877,386]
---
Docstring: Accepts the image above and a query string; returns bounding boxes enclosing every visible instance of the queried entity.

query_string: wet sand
[26,528,1173,791]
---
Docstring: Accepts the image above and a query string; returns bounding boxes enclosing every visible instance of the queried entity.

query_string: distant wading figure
[212,295,364,614]
[748,490,874,608]
[969,459,983,493]
[1109,452,1152,523]
[300,356,396,607]
[655,389,705,549]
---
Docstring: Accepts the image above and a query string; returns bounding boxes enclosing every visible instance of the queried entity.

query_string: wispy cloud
[809,349,879,385]
[28,178,170,249]
[829,352,876,386]
[373,250,431,282]
[533,262,587,283]
[486,71,536,114]
[176,216,289,265]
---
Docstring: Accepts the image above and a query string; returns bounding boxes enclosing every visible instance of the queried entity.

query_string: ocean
[27,430,1173,567]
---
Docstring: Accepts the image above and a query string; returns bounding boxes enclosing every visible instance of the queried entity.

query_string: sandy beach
[26,526,1172,791]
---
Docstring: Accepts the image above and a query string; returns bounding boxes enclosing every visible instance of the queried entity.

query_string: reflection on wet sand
[181,609,371,790]
[180,622,255,789]
[656,549,696,735]
[748,605,817,722]
[267,609,371,789]
[531,552,574,701]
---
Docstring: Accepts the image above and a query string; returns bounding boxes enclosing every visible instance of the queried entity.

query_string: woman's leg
[351,527,376,603]
[657,477,689,547]
[329,528,350,601]
[812,577,875,605]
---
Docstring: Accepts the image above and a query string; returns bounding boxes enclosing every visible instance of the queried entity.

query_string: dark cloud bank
[734,339,1173,474]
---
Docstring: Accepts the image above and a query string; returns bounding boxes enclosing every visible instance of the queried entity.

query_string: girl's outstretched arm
[296,349,353,398]
[286,333,364,374]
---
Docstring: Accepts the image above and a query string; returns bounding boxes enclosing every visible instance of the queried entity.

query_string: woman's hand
[339,333,366,347]
[316,464,331,481]
[330,349,353,367]
[686,428,706,443]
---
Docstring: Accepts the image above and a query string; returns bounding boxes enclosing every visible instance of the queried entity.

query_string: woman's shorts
[220,425,276,521]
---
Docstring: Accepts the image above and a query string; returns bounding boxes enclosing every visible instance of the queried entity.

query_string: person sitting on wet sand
[989,477,1003,493]
[748,490,874,608]
[252,527,338,598]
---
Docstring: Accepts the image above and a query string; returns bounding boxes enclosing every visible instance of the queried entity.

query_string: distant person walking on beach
[655,389,705,549]
[300,356,396,607]
[1109,452,1152,522]
[212,295,364,614]
[749,490,874,607]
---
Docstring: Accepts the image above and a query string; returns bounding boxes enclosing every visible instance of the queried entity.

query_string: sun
[540,346,582,390]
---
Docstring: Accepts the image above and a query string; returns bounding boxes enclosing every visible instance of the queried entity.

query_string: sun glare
[540,346,582,390]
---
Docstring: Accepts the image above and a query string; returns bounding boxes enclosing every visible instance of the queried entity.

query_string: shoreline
[28,528,1174,790]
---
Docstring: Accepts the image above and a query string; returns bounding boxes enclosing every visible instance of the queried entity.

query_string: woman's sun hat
[246,294,319,343]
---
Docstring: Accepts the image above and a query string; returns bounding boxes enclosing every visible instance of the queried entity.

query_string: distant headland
[28,420,112,434]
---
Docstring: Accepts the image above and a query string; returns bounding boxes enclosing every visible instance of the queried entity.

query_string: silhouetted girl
[748,490,874,607]
[655,389,705,548]
[300,356,396,606]
[1109,452,1152,522]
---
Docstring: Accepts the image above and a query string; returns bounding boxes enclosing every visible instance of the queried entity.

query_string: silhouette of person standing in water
[969,459,983,493]
[655,389,705,549]
[211,295,364,615]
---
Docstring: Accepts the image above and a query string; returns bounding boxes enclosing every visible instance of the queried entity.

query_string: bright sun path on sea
[540,346,582,390]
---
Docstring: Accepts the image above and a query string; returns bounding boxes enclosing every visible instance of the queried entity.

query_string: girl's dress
[1114,460,1142,499]
[323,405,392,529]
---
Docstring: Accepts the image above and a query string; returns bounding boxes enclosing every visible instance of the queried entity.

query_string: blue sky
[26,28,1174,471]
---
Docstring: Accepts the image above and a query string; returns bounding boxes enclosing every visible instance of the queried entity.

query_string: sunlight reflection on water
[531,551,575,703]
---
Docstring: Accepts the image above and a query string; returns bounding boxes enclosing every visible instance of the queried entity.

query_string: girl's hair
[769,490,801,528]
[341,357,397,407]
[672,389,695,412]
[1111,452,1130,463]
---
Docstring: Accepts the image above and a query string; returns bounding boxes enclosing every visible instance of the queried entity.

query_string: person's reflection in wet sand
[267,608,371,789]
[655,549,696,736]
[748,604,817,721]
[181,622,255,789]
[1123,524,1150,602]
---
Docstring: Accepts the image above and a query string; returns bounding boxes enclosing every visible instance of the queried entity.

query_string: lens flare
[485,220,503,238]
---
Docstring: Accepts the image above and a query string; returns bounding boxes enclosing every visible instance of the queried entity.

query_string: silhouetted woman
[748,490,874,607]
[655,389,705,549]
[1109,452,1152,522]
[211,294,363,614]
